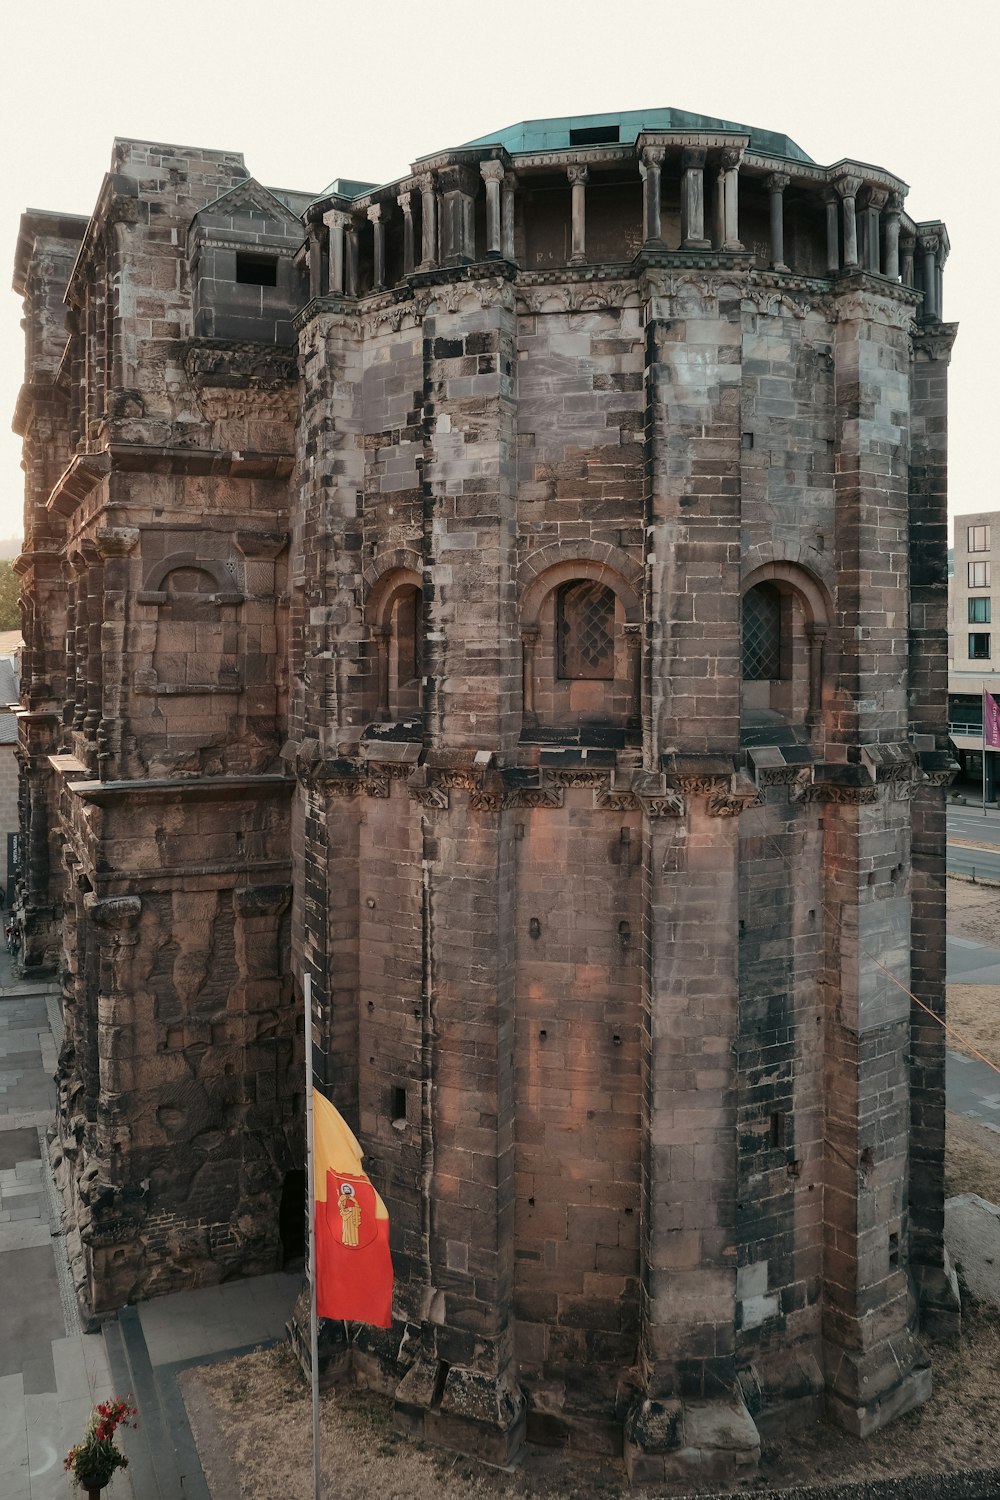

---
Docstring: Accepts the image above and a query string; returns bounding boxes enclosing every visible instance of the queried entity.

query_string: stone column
[567,164,588,263]
[766,172,790,271]
[345,216,360,297]
[71,550,88,730]
[501,172,517,262]
[908,320,960,1338]
[83,542,103,747]
[520,629,538,718]
[900,231,915,286]
[862,186,887,273]
[834,174,863,270]
[395,285,523,1462]
[825,189,841,273]
[721,147,744,251]
[418,173,437,270]
[374,624,390,718]
[624,276,757,1487]
[919,232,939,320]
[680,148,710,249]
[397,191,416,275]
[481,161,504,258]
[438,166,478,265]
[323,209,346,295]
[368,205,385,290]
[308,223,322,299]
[883,192,902,280]
[93,525,138,780]
[641,147,665,246]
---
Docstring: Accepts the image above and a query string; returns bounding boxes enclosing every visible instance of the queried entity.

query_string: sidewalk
[0,939,300,1500]
[0,944,119,1500]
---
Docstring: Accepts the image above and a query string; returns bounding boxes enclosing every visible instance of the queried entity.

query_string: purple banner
[984,689,1000,749]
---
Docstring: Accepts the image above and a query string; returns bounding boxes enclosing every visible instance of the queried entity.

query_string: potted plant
[64,1397,138,1497]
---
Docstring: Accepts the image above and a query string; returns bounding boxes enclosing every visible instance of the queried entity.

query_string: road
[947,933,1000,1134]
[948,805,1000,879]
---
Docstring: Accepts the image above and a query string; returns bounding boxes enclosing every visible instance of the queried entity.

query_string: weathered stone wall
[14,116,956,1487]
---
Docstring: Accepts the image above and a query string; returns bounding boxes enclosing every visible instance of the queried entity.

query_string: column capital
[322,207,349,230]
[766,171,791,194]
[884,191,904,218]
[641,145,665,169]
[833,173,864,201]
[918,229,942,255]
[861,185,888,212]
[720,146,744,169]
[900,230,917,251]
[367,203,382,225]
[480,159,505,184]
[438,164,478,195]
[681,146,707,170]
[567,163,589,184]
[396,190,412,215]
[416,171,436,194]
[503,170,518,191]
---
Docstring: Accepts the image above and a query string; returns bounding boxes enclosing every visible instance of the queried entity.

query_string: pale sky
[3,0,996,544]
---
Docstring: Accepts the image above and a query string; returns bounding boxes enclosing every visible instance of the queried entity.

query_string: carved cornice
[912,323,958,362]
[183,338,299,422]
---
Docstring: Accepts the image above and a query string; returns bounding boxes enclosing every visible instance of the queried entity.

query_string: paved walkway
[0,944,300,1499]
[0,947,122,1500]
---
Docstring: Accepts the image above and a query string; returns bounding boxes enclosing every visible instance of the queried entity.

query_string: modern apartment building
[948,512,1000,793]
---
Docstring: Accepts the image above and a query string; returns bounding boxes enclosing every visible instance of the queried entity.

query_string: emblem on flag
[312,1089,393,1326]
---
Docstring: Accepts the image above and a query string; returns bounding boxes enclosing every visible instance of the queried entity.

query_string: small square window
[969,598,991,623]
[969,561,990,589]
[235,253,278,287]
[968,525,990,553]
[969,632,991,661]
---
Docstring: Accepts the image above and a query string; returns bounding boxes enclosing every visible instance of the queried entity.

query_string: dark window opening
[742,583,783,680]
[391,1086,407,1124]
[969,632,991,660]
[770,1112,786,1150]
[569,125,620,146]
[236,253,278,287]
[558,580,616,680]
[278,1169,306,1267]
[969,597,991,623]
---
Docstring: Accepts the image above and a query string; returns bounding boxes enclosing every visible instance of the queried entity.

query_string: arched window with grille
[742,582,784,681]
[557,580,616,681]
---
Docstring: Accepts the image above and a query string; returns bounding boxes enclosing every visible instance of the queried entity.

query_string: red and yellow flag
[312,1089,393,1327]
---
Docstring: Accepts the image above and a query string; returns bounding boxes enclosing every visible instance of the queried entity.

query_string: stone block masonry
[12,108,956,1484]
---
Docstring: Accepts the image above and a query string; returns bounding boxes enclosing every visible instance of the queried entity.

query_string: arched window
[557,581,616,680]
[742,583,784,681]
[366,566,424,723]
[388,584,422,715]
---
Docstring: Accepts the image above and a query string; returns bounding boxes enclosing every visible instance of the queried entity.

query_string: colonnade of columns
[313,149,946,322]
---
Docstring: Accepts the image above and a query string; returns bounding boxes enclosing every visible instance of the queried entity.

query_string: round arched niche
[520,558,641,742]
[740,561,832,737]
[366,564,424,722]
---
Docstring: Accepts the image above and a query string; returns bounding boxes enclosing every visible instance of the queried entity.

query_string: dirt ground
[181,876,1000,1497]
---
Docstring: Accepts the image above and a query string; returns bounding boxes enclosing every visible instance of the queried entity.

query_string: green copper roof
[460,108,814,164]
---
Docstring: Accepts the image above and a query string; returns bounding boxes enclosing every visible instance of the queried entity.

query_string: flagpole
[304,972,322,1500]
[985,683,989,818]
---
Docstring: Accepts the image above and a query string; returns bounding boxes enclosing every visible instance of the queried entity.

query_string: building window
[969,562,991,589]
[557,581,616,680]
[742,583,783,680]
[968,525,990,553]
[235,253,278,287]
[969,598,991,624]
[969,633,991,661]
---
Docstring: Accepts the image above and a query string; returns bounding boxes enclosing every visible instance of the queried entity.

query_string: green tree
[0,563,21,632]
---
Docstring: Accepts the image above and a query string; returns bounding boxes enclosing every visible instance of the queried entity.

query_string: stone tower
[12,110,957,1485]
